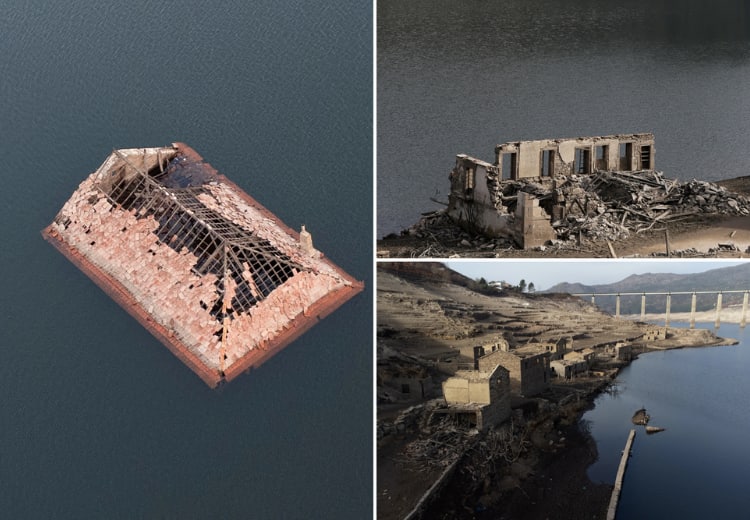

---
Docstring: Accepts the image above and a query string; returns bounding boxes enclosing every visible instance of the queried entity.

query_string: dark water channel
[583,322,750,518]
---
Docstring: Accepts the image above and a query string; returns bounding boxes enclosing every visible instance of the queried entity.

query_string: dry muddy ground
[377,213,750,258]
[377,176,750,258]
[376,269,735,519]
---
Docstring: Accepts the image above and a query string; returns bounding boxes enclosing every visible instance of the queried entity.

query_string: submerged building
[44,143,363,387]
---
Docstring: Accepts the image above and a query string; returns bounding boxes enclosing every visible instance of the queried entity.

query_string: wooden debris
[395,169,750,254]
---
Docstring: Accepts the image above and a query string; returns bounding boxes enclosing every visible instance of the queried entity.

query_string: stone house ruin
[614,342,633,361]
[379,366,434,402]
[439,365,511,431]
[550,359,588,380]
[447,133,655,248]
[544,337,572,360]
[394,375,433,400]
[564,347,597,364]
[475,342,550,397]
[643,327,667,341]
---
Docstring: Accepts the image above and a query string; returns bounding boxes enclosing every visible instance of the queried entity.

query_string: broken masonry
[44,144,363,387]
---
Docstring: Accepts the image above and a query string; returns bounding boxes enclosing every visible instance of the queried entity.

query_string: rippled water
[584,322,750,518]
[378,0,750,235]
[1,1,371,518]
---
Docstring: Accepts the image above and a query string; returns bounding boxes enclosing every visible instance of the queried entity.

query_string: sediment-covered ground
[376,264,735,519]
[377,174,750,258]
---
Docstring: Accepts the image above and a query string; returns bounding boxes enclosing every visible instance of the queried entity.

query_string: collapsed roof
[44,143,363,387]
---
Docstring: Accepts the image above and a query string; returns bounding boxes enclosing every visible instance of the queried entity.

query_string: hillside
[377,264,645,359]
[377,262,733,520]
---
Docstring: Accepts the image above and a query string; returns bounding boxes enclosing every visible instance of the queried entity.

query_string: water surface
[1,1,371,517]
[378,0,750,235]
[584,322,750,518]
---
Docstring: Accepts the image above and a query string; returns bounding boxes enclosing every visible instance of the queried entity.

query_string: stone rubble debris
[397,170,750,255]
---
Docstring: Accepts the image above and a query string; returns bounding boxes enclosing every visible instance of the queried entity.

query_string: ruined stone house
[614,342,633,361]
[544,337,572,361]
[550,359,588,380]
[440,365,511,431]
[447,133,655,248]
[563,347,597,364]
[643,327,667,341]
[475,343,550,397]
[43,144,363,387]
[378,362,434,402]
[395,376,433,400]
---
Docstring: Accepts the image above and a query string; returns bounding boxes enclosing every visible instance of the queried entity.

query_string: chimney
[473,345,485,370]
[299,225,314,256]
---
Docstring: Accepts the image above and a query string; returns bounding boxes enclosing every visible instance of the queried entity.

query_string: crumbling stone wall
[445,133,655,246]
[495,133,655,180]
[477,348,550,397]
[447,154,511,238]
[514,192,556,249]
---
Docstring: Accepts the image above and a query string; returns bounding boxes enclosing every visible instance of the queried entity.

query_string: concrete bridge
[573,290,750,328]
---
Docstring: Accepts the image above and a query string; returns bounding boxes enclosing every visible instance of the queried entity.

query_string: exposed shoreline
[394,330,737,519]
[626,310,750,325]
[481,333,738,519]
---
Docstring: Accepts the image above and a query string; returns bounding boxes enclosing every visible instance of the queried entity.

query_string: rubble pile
[401,420,472,470]
[390,211,518,256]
[571,170,750,237]
[393,170,750,254]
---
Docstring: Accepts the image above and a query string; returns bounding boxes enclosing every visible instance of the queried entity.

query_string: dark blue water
[584,322,750,518]
[1,1,371,518]
[378,0,750,235]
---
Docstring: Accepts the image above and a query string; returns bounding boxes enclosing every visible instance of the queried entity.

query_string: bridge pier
[716,292,722,328]
[690,292,696,329]
[576,290,749,327]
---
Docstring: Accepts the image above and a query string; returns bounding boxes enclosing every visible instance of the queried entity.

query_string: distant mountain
[546,263,750,314]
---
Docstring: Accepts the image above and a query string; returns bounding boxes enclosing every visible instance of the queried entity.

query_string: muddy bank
[379,333,736,520]
[633,309,750,326]
[419,389,614,520]
[378,173,750,258]
[376,266,738,519]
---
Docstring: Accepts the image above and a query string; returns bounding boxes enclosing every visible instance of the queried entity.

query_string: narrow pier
[606,429,636,520]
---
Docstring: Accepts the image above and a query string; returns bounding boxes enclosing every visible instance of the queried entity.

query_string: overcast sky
[444,260,747,291]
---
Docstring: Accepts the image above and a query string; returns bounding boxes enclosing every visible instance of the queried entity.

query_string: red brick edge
[43,225,224,387]
[42,145,364,388]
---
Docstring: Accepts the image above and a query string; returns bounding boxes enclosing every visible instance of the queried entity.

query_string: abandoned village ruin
[377,131,750,255]
[44,144,363,387]
[448,133,656,248]
[376,263,735,519]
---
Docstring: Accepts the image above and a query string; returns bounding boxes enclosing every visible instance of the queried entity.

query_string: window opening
[595,145,608,170]
[540,149,554,177]
[619,143,633,170]
[501,152,516,180]
[640,145,652,169]
[574,148,591,174]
